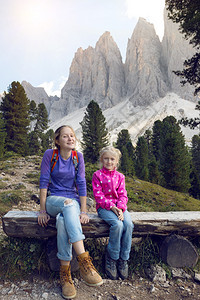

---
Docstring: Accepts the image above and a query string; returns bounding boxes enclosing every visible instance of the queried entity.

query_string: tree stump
[160,234,199,267]
[46,237,79,272]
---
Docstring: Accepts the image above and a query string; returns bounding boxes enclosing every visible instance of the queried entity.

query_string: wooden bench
[2,210,200,270]
[2,210,200,238]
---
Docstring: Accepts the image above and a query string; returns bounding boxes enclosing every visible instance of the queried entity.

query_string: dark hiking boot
[117,258,128,280]
[105,251,117,280]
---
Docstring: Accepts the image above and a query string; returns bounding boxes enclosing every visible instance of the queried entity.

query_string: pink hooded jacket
[92,167,128,212]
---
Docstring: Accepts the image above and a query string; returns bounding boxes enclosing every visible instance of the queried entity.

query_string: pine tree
[191,134,200,179]
[161,116,191,192]
[180,101,200,129]
[0,81,30,155]
[28,131,40,156]
[41,129,54,153]
[34,103,49,138]
[189,166,200,199]
[116,129,135,175]
[116,130,132,152]
[29,100,38,122]
[152,120,163,164]
[135,136,149,181]
[28,102,49,155]
[80,100,109,163]
[148,156,161,185]
[0,113,6,158]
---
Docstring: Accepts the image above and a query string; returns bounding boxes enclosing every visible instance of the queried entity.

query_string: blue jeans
[46,196,85,261]
[98,208,134,261]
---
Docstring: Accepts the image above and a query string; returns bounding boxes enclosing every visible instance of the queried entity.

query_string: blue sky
[0,0,165,96]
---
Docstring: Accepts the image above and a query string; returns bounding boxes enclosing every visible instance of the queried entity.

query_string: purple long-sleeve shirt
[40,149,87,202]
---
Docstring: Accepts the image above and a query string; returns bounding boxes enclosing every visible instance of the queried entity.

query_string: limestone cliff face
[53,31,125,119]
[125,18,168,106]
[21,81,59,115]
[161,9,197,101]
[22,11,198,122]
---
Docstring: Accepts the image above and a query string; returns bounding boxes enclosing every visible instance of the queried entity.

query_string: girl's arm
[38,188,50,227]
[76,152,87,197]
[38,150,52,227]
[92,173,115,210]
[116,175,128,212]
[79,195,89,224]
[76,153,89,224]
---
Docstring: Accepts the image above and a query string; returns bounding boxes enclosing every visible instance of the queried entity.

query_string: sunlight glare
[125,0,165,40]
[15,1,53,34]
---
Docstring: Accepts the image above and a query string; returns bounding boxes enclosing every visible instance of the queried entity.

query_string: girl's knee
[126,221,134,233]
[113,219,123,230]
[64,198,73,206]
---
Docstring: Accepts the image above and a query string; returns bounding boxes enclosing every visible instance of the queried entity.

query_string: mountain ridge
[48,93,199,148]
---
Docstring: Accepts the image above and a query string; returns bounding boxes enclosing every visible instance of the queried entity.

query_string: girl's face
[102,152,118,170]
[57,127,76,151]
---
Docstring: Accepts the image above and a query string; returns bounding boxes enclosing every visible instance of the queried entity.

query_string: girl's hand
[80,212,89,224]
[111,207,124,221]
[38,212,50,227]
[117,209,124,221]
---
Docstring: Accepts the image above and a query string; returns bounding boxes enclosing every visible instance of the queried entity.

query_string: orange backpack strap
[72,150,79,180]
[50,149,59,173]
[50,149,79,178]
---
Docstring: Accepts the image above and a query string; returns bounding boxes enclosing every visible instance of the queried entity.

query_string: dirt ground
[1,156,200,299]
[1,275,200,300]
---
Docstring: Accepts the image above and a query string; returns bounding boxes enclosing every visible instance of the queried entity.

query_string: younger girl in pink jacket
[92,146,134,280]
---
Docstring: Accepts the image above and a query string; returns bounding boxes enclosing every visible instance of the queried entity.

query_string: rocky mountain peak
[125,17,168,106]
[161,8,197,101]
[95,31,123,64]
[21,81,59,116]
[132,17,157,39]
[22,11,198,124]
[21,81,48,102]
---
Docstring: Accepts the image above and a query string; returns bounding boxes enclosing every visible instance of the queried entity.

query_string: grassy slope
[0,156,200,216]
[126,176,200,212]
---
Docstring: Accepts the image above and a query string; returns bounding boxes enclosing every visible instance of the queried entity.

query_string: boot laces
[81,256,97,274]
[107,256,116,270]
[60,268,73,285]
[118,259,128,270]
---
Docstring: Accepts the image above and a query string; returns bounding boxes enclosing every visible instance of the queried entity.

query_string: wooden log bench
[2,210,200,270]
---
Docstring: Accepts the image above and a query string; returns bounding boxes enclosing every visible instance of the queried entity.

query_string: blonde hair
[54,125,77,149]
[99,146,121,168]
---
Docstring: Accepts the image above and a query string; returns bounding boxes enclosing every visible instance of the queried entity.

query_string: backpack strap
[50,149,59,173]
[50,149,79,177]
[72,150,79,181]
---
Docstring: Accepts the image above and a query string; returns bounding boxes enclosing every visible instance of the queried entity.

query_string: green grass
[24,172,40,185]
[0,190,32,216]
[126,176,200,212]
[0,237,50,280]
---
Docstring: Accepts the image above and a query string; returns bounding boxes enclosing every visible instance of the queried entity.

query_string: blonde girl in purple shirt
[92,146,134,280]
[38,125,103,299]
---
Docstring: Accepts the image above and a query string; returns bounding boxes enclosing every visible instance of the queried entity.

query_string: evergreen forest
[1,82,200,200]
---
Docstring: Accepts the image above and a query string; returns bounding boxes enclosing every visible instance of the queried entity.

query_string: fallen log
[160,235,199,268]
[2,210,200,238]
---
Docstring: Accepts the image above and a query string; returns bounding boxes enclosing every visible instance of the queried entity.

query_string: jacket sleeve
[92,173,115,210]
[75,152,87,197]
[116,174,128,212]
[39,149,52,189]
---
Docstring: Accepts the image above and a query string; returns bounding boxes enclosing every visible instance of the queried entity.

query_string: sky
[0,0,165,96]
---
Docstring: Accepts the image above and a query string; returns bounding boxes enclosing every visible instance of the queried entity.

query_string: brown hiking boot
[60,265,76,299]
[77,252,103,286]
